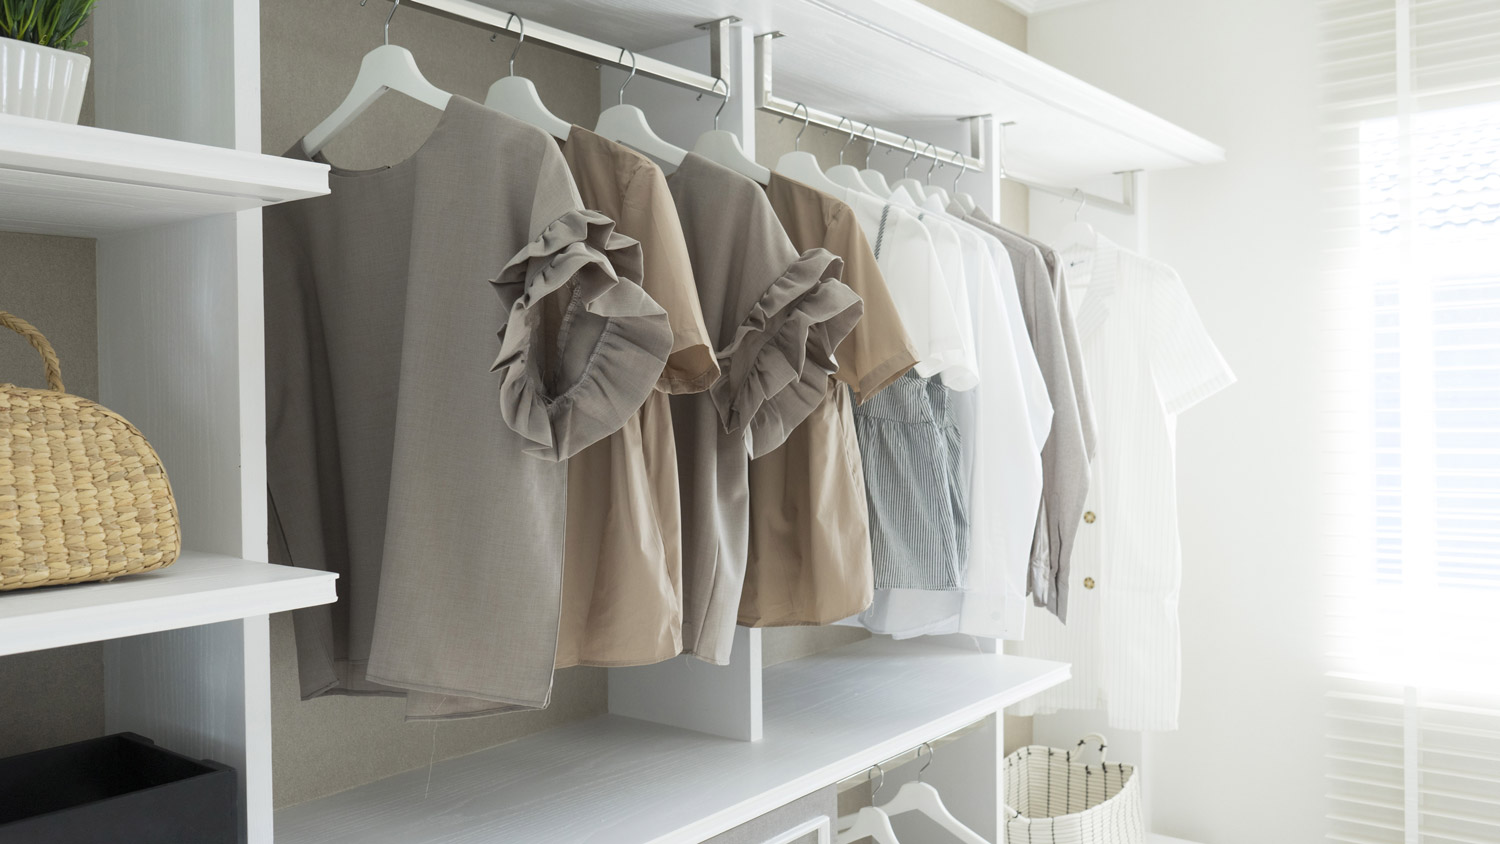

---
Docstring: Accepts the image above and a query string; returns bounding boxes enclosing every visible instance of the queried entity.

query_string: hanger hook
[917,742,934,782]
[1072,188,1087,221]
[784,103,810,151]
[359,0,401,46]
[924,143,940,181]
[616,48,637,106]
[500,13,525,76]
[697,77,729,130]
[951,150,967,191]
[901,137,919,177]
[834,117,856,164]
[869,763,886,799]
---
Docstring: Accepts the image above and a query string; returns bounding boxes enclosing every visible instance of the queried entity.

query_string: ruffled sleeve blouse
[666,154,864,664]
[265,97,672,717]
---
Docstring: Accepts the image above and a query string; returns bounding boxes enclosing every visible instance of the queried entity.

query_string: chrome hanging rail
[397,0,729,98]
[754,32,982,172]
[833,717,991,793]
[754,32,1138,215]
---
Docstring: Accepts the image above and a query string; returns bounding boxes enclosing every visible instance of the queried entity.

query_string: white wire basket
[1004,733,1145,844]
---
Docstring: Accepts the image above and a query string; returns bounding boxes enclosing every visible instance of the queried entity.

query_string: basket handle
[0,311,64,393]
[1075,733,1109,765]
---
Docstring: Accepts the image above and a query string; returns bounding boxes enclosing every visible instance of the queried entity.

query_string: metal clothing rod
[835,716,992,793]
[754,33,982,171]
[400,0,729,98]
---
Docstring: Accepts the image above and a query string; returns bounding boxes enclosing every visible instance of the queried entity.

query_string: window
[1321,1,1500,841]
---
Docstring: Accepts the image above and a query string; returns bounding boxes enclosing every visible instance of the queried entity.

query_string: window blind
[1319,1,1500,842]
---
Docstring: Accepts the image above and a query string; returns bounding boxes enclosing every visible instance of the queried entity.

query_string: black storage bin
[0,731,236,844]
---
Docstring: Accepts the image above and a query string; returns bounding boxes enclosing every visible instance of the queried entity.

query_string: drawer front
[703,786,835,844]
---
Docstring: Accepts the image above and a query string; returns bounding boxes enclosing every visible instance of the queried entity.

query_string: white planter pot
[0,36,90,123]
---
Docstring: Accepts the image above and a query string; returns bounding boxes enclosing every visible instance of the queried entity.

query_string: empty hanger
[951,151,978,215]
[861,135,905,199]
[594,48,687,167]
[837,766,901,844]
[924,149,953,209]
[892,142,933,204]
[1056,190,1098,252]
[691,77,770,184]
[826,119,878,198]
[483,14,570,140]
[874,744,992,844]
[775,103,844,195]
[303,0,451,157]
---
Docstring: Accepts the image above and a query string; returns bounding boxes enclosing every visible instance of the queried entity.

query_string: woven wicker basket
[1005,734,1145,844]
[0,311,180,591]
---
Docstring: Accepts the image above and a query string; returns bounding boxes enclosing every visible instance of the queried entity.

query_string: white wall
[1026,2,1327,841]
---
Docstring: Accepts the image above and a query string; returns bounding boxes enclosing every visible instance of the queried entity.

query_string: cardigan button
[1083,511,1096,524]
[1083,577,1097,590]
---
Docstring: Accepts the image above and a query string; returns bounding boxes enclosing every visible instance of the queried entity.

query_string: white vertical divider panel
[602,21,767,743]
[94,2,274,842]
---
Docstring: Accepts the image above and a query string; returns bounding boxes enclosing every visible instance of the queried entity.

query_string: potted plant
[0,0,97,123]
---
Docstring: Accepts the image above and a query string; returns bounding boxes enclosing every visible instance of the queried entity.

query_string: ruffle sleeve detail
[710,248,864,459]
[491,209,673,461]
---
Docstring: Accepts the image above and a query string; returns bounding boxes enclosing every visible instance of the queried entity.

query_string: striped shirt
[1013,235,1234,732]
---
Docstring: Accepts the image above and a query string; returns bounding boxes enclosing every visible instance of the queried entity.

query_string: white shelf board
[462,0,1222,183]
[0,552,337,656]
[0,114,329,238]
[276,637,1070,844]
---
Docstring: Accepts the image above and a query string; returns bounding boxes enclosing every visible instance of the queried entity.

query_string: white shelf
[0,552,337,656]
[275,637,1070,844]
[0,114,329,238]
[475,0,1222,183]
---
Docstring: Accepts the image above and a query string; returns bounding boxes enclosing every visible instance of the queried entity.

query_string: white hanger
[950,151,977,215]
[691,77,770,185]
[861,134,905,199]
[891,140,933,204]
[775,104,844,195]
[483,15,570,141]
[924,152,953,209]
[874,745,992,844]
[594,48,686,167]
[836,807,900,844]
[836,765,902,844]
[1056,190,1098,252]
[303,0,451,157]
[827,120,878,198]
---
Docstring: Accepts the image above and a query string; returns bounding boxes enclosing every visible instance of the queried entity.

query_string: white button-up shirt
[1014,235,1234,731]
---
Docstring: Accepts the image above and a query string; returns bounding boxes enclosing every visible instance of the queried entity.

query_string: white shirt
[888,187,980,390]
[849,197,1050,640]
[1013,236,1234,731]
[839,189,969,379]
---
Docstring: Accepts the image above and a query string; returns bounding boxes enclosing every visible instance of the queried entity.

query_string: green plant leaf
[0,0,94,50]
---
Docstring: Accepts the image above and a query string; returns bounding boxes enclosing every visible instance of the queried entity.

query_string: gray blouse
[265,97,672,716]
[666,154,863,664]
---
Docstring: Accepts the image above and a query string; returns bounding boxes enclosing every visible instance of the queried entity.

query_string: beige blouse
[555,126,717,668]
[738,175,919,627]
[265,98,672,717]
[667,154,864,664]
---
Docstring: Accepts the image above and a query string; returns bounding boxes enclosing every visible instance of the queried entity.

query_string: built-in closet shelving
[0,114,329,237]
[0,1,1221,841]
[278,640,1070,843]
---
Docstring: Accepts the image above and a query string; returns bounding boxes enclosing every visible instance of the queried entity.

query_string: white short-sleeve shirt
[840,189,969,379]
[1014,235,1234,731]
[845,198,1051,641]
